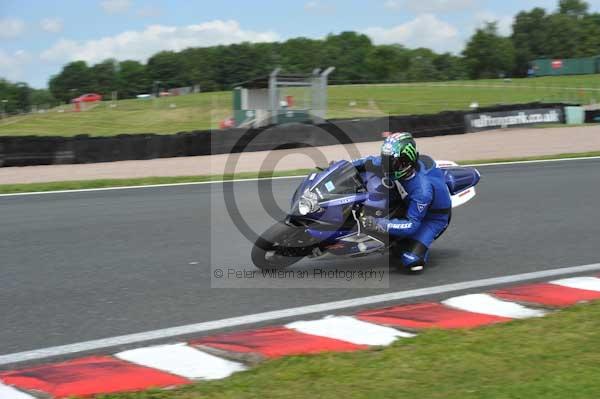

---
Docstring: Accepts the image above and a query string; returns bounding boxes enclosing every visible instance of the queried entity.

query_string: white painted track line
[0,382,34,399]
[462,155,600,168]
[1,155,599,198]
[286,316,413,346]
[443,293,547,319]
[115,343,246,380]
[551,277,600,292]
[1,262,600,366]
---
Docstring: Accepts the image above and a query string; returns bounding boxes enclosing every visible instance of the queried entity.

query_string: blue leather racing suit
[353,156,452,268]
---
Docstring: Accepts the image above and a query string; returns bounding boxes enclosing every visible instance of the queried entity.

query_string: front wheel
[251,221,313,270]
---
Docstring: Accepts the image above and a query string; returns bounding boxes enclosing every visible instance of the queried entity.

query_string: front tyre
[251,221,312,270]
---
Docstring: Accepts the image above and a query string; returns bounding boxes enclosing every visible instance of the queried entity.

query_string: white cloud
[474,11,514,36]
[137,5,162,18]
[100,0,131,14]
[40,18,63,33]
[384,0,477,13]
[363,14,462,53]
[0,49,31,81]
[0,18,25,39]
[40,20,280,64]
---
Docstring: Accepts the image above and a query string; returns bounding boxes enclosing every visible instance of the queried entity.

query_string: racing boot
[399,250,428,273]
[393,239,429,273]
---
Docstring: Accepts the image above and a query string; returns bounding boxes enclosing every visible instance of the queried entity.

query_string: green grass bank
[1,74,598,137]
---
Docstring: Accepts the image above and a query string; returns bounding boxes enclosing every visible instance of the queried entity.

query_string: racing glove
[362,216,386,233]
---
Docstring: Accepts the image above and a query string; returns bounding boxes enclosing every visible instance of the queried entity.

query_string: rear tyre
[251,222,312,270]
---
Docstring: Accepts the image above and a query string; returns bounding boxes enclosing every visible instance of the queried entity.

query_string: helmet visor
[382,154,413,178]
[381,154,399,175]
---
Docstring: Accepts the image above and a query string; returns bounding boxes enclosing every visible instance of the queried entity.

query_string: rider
[352,132,452,272]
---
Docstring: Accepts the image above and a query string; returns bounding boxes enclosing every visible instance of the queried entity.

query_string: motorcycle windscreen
[311,161,365,199]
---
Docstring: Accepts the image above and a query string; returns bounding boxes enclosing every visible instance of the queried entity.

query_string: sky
[1,0,600,88]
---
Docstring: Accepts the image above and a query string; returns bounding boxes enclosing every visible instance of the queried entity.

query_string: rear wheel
[251,222,314,270]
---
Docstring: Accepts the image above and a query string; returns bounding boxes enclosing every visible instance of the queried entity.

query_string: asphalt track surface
[1,158,600,359]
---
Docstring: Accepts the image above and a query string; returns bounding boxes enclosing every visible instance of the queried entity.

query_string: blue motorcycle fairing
[292,164,385,244]
[319,192,369,208]
[291,172,318,206]
[306,229,355,242]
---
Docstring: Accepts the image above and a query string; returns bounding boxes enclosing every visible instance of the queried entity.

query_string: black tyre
[251,222,312,270]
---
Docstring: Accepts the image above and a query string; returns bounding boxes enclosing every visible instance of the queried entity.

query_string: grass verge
[97,301,600,398]
[0,168,314,194]
[2,151,600,195]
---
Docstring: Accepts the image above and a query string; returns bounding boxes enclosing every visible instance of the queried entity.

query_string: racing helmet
[380,132,419,180]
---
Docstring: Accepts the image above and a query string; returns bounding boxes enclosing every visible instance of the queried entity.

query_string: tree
[180,47,219,92]
[0,80,55,114]
[279,38,326,74]
[463,22,516,79]
[558,0,588,18]
[214,43,261,88]
[30,88,58,108]
[12,83,31,112]
[250,42,281,78]
[91,59,118,96]
[406,56,439,82]
[49,61,94,102]
[511,8,550,76]
[146,51,186,90]
[117,60,150,98]
[433,53,468,80]
[579,13,600,56]
[324,32,374,82]
[0,79,29,114]
[545,13,585,57]
[366,45,411,82]
[404,48,442,81]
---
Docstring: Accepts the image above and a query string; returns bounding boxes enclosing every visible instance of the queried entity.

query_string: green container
[565,106,585,124]
[532,56,600,76]
[234,109,257,125]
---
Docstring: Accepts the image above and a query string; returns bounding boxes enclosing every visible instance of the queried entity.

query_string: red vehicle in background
[71,93,102,103]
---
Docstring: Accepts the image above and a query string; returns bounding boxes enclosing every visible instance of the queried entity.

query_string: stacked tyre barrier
[585,109,600,123]
[0,102,573,167]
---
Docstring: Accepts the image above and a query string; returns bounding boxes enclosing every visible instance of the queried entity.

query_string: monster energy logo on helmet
[401,142,417,162]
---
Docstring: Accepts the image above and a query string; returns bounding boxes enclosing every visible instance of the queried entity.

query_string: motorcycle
[251,155,480,270]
